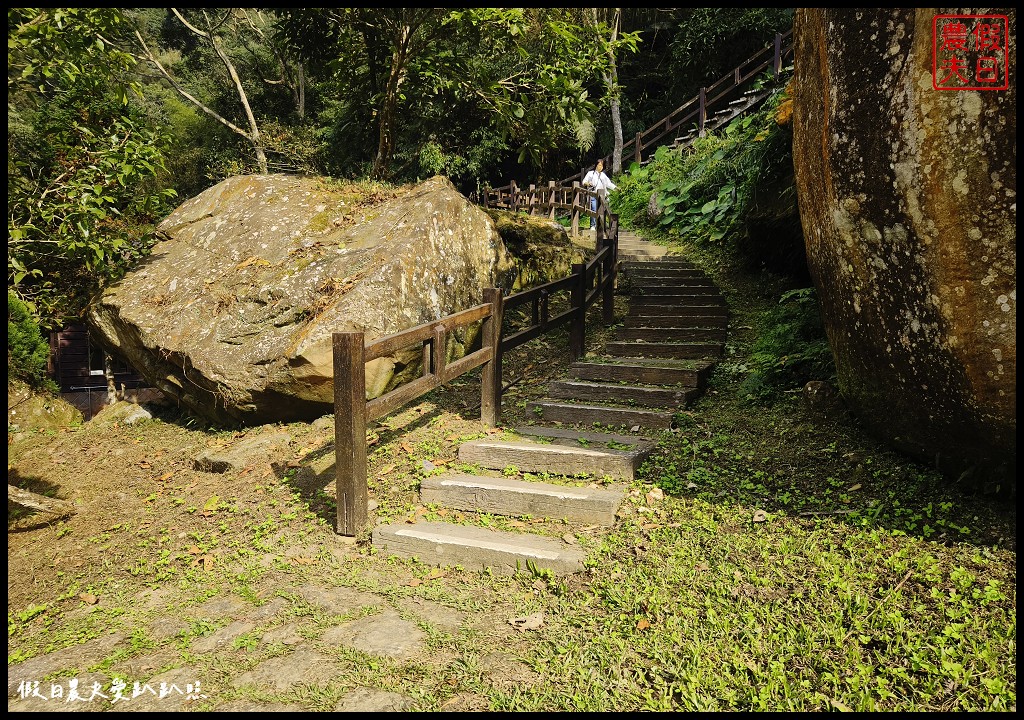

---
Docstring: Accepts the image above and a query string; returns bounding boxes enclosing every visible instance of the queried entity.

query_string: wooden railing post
[634,131,642,165]
[773,32,783,75]
[510,180,518,213]
[698,87,707,137]
[547,181,556,220]
[481,288,504,427]
[570,262,586,361]
[571,181,581,236]
[528,184,537,215]
[604,214,619,322]
[333,332,367,536]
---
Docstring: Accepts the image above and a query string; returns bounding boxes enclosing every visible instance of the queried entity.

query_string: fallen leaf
[157,471,174,482]
[636,618,651,631]
[79,593,98,605]
[202,554,215,571]
[188,545,203,555]
[427,567,443,580]
[202,495,220,515]
[829,698,853,712]
[630,425,641,432]
[485,427,502,435]
[848,483,862,492]
[408,578,422,587]
[509,520,526,528]
[508,612,544,631]
[139,462,151,469]
[401,442,414,455]
[292,556,315,565]
[752,509,767,523]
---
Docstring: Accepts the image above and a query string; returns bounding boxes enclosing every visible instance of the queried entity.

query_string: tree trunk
[372,23,411,180]
[607,9,624,175]
[104,351,117,405]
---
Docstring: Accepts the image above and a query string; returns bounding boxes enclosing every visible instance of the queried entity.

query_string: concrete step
[420,472,626,525]
[569,359,711,387]
[622,260,697,270]
[525,400,674,431]
[624,314,728,328]
[626,290,724,303]
[626,303,729,317]
[512,425,653,447]
[548,379,699,408]
[458,438,649,481]
[632,285,723,296]
[372,521,585,576]
[604,341,724,360]
[626,277,718,289]
[622,268,709,278]
[614,327,728,342]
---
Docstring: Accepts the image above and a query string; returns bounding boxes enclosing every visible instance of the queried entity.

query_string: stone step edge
[372,521,586,576]
[420,473,625,525]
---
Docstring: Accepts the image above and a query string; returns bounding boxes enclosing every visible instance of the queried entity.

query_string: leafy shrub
[739,287,835,403]
[8,291,58,394]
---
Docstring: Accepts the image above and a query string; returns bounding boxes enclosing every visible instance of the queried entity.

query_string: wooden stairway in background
[372,234,727,575]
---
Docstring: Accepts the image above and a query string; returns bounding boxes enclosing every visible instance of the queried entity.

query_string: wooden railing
[560,29,793,182]
[332,289,503,535]
[331,215,619,536]
[480,180,610,237]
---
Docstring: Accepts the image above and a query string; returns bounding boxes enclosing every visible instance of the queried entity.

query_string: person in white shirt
[582,159,616,228]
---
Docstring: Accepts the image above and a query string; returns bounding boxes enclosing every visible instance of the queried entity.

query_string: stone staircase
[371,235,727,576]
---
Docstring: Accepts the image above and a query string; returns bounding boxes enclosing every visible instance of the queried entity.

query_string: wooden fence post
[634,131,642,165]
[571,181,581,236]
[510,180,518,212]
[548,181,556,221]
[570,263,586,361]
[481,288,504,427]
[773,32,783,75]
[333,332,367,536]
[604,214,619,322]
[528,184,537,215]
[698,87,707,137]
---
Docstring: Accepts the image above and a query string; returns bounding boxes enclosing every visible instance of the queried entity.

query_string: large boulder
[88,175,574,426]
[792,9,1016,486]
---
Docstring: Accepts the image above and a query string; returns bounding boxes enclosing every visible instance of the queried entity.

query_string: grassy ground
[7,230,1016,711]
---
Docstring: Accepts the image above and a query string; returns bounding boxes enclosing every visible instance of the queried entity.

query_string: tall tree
[131,9,272,173]
[276,8,621,181]
[591,8,628,175]
[8,8,173,326]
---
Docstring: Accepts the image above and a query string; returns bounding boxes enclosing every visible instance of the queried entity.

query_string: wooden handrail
[552,29,794,180]
[332,289,503,536]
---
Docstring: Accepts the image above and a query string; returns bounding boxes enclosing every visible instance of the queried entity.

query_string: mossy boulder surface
[88,175,573,426]
[792,9,1016,485]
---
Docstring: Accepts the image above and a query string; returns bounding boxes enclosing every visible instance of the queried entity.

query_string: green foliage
[739,288,835,403]
[8,8,176,327]
[611,74,802,275]
[7,291,58,393]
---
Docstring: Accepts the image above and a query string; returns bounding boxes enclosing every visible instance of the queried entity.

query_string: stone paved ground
[7,581,491,712]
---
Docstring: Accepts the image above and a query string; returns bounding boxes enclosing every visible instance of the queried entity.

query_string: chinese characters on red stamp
[933,14,1010,90]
